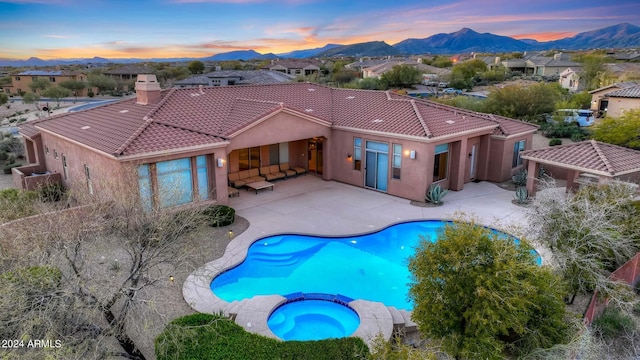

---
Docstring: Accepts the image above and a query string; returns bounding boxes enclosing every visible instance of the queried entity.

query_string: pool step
[398,309,417,331]
[386,306,406,332]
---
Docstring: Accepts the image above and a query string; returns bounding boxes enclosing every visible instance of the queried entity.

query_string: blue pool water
[267,299,360,341]
[211,220,536,311]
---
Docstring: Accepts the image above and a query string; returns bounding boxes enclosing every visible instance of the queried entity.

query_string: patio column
[449,140,467,191]
[565,170,580,193]
[526,160,540,196]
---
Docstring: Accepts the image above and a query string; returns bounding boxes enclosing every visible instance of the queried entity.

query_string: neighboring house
[559,67,585,92]
[174,70,295,88]
[16,75,537,208]
[3,70,94,96]
[589,82,638,116]
[601,85,640,118]
[104,64,154,91]
[602,63,640,82]
[263,60,320,76]
[362,60,452,80]
[345,59,390,72]
[486,52,582,76]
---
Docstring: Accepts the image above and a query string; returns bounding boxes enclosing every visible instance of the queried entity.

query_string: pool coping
[183,217,538,347]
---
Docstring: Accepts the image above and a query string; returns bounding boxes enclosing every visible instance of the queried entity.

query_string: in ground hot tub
[267,294,360,341]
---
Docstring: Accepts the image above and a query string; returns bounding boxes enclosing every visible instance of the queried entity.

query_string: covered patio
[521,140,640,196]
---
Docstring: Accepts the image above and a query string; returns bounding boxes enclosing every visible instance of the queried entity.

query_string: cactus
[512,169,528,186]
[426,183,449,205]
[514,187,529,204]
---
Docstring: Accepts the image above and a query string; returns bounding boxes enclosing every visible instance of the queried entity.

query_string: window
[138,164,153,211]
[196,156,208,200]
[15,76,20,81]
[269,144,279,165]
[512,140,526,168]
[433,143,449,182]
[157,158,193,208]
[84,165,93,195]
[238,147,260,170]
[49,77,55,82]
[392,144,402,179]
[353,138,362,170]
[45,146,49,155]
[54,150,58,159]
[62,154,68,180]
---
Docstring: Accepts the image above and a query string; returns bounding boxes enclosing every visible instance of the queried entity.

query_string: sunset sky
[1,0,639,60]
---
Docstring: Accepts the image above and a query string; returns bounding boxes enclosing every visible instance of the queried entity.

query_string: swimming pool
[210,220,535,311]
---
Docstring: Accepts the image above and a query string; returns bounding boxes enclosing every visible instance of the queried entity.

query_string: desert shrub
[549,138,562,146]
[202,204,235,227]
[592,307,635,339]
[37,183,66,202]
[155,313,369,360]
[0,188,39,221]
[540,122,589,141]
[0,151,7,161]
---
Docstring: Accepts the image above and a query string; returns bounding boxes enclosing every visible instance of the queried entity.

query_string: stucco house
[589,82,638,116]
[602,85,640,118]
[16,74,537,208]
[174,70,295,88]
[559,67,585,92]
[3,70,94,96]
[263,60,320,77]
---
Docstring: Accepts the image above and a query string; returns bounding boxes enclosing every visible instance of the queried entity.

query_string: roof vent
[446,120,455,124]
[190,93,201,97]
[346,96,355,99]
[372,119,383,123]
[119,109,129,113]
[81,126,91,130]
[305,109,314,112]
[308,88,316,91]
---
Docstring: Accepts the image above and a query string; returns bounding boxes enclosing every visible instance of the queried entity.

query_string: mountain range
[1,23,638,67]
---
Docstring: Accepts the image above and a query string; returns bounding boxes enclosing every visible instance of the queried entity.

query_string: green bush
[540,122,589,141]
[202,204,235,227]
[549,138,562,146]
[37,183,66,202]
[592,307,635,339]
[0,151,7,161]
[155,313,369,360]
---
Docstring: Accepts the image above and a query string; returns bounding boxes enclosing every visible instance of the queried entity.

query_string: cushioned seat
[260,165,286,181]
[292,166,307,175]
[279,163,297,178]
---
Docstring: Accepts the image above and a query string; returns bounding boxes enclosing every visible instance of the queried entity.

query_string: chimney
[554,52,562,60]
[495,56,501,64]
[135,74,161,105]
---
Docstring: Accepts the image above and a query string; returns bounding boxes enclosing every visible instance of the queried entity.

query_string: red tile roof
[521,140,640,176]
[23,83,538,158]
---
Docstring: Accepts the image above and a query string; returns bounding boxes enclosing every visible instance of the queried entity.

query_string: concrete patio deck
[183,175,533,346]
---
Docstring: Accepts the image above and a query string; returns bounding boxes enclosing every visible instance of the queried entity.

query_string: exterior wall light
[410,150,416,159]
[347,153,352,159]
[217,158,225,168]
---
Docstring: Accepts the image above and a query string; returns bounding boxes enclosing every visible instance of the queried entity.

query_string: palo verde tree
[59,79,87,102]
[0,168,209,359]
[484,82,564,122]
[42,86,71,108]
[380,64,421,88]
[527,181,640,304]
[187,60,205,74]
[28,77,51,94]
[21,92,41,112]
[408,220,570,359]
[450,58,487,89]
[0,92,8,107]
[88,73,117,95]
[592,108,640,150]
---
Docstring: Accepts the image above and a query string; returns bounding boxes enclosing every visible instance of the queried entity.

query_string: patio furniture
[228,168,265,188]
[292,166,307,175]
[279,163,297,178]
[246,180,274,194]
[260,165,286,181]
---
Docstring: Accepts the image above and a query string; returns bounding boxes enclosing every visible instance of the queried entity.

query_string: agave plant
[513,186,529,204]
[512,169,528,186]
[426,183,449,205]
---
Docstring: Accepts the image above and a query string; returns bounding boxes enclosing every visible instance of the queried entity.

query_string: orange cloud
[512,32,577,41]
